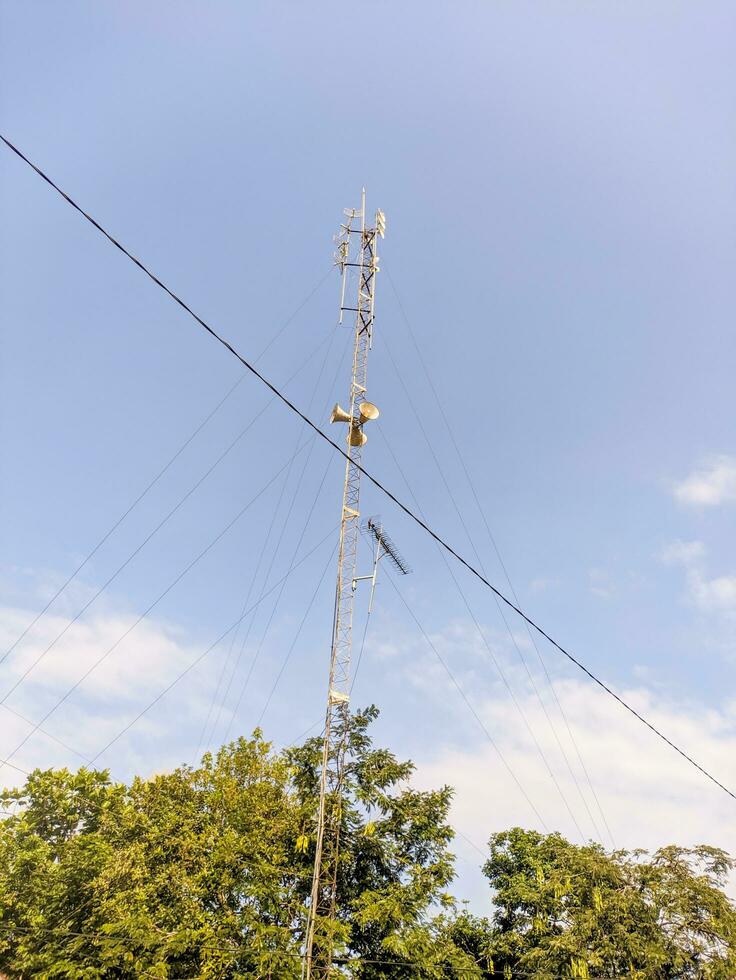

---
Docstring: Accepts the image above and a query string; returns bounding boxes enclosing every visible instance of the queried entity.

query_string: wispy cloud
[588,568,615,600]
[673,455,736,507]
[0,608,194,704]
[658,540,736,617]
[689,571,736,615]
[0,597,228,785]
[364,612,736,907]
[660,539,706,566]
[412,669,736,907]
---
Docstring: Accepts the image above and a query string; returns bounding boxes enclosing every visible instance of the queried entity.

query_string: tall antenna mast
[304,191,385,979]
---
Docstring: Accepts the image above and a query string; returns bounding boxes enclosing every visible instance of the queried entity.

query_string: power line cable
[221,448,333,745]
[196,453,298,756]
[216,335,348,748]
[3,133,733,803]
[88,525,337,765]
[0,703,91,763]
[376,428,583,839]
[220,338,350,744]
[0,444,311,776]
[192,497,278,760]
[256,541,337,727]
[381,569,548,829]
[0,529,335,779]
[386,269,615,846]
[195,325,342,758]
[281,700,489,863]
[1,325,335,706]
[284,719,324,747]
[0,757,30,778]
[349,603,373,696]
[381,345,607,844]
[0,268,332,668]
[379,334,593,843]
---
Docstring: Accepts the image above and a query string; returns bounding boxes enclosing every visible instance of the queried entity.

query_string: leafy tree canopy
[1,709,734,979]
[480,827,736,980]
[0,707,477,978]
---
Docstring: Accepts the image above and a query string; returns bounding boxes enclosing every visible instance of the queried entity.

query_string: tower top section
[334,190,385,330]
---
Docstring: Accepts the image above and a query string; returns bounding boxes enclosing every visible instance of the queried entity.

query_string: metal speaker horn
[358,401,380,424]
[330,403,353,425]
[348,428,368,447]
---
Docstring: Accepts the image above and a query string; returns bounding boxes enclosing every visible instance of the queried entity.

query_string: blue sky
[1,2,735,908]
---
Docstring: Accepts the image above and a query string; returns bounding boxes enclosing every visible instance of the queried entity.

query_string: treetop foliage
[1,707,734,978]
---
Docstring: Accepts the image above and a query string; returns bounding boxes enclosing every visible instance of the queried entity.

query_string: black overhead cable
[382,567,548,829]
[348,594,372,695]
[386,269,615,846]
[226,449,335,742]
[256,540,337,727]
[0,445,312,776]
[2,133,734,804]
[193,488,278,758]
[0,533,335,797]
[0,263,331,668]
[1,322,335,706]
[376,426,585,841]
[1,702,91,763]
[196,455,295,757]
[219,334,349,746]
[379,326,605,845]
[88,525,337,765]
[198,326,342,756]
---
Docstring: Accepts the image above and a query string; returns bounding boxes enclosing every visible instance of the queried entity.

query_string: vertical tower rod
[304,191,383,979]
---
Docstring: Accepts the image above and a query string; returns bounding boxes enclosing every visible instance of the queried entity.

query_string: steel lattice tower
[304,191,385,979]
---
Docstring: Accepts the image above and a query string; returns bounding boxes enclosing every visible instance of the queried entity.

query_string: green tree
[0,708,480,978]
[0,735,307,977]
[482,828,736,979]
[288,707,470,978]
[3,718,734,979]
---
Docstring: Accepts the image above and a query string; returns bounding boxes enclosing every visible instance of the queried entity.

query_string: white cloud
[673,455,736,507]
[688,570,736,615]
[660,539,705,566]
[0,597,229,786]
[362,615,736,907]
[411,669,736,908]
[658,541,736,617]
[3,589,735,917]
[0,606,196,704]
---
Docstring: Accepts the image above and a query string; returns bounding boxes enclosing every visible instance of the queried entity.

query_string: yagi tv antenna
[353,517,411,613]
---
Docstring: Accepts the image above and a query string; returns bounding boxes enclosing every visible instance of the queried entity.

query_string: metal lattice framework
[304,192,383,979]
